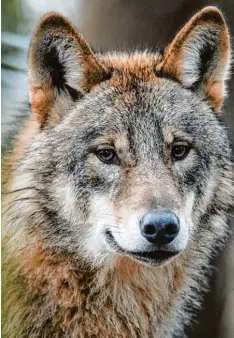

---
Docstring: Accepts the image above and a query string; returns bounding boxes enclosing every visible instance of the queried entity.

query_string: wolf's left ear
[29,12,110,126]
[157,7,231,112]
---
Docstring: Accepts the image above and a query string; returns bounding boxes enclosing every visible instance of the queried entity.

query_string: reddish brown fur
[30,86,55,125]
[3,235,186,337]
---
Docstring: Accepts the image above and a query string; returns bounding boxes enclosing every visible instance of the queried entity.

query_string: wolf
[2,6,233,338]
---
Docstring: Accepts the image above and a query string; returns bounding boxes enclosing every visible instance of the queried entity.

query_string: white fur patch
[85,195,118,266]
[172,192,195,251]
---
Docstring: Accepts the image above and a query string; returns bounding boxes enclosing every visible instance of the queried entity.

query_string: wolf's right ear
[29,12,110,127]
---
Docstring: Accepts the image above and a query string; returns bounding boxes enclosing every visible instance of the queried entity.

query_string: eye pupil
[174,146,184,155]
[101,150,112,160]
[172,144,189,160]
[96,148,116,164]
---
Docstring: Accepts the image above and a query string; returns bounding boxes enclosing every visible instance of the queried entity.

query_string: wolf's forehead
[71,76,206,146]
[100,52,163,81]
[78,105,181,149]
[100,81,197,126]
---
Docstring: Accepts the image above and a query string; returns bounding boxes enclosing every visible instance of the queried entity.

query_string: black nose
[140,210,180,245]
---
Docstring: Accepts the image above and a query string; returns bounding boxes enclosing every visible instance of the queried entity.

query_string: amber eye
[171,144,190,161]
[96,148,118,164]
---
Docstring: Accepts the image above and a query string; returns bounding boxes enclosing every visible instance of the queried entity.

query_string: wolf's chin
[104,230,180,266]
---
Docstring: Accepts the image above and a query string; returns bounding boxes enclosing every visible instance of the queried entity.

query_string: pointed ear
[157,7,231,112]
[29,12,111,127]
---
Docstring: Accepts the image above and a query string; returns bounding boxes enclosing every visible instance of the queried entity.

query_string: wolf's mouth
[105,230,179,265]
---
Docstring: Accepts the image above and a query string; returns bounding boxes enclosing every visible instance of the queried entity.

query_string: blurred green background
[2,1,234,337]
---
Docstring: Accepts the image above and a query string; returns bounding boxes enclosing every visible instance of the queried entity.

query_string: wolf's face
[20,7,232,267]
[32,78,230,267]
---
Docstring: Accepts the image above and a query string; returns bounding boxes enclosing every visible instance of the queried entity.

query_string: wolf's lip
[128,250,179,263]
[105,230,179,265]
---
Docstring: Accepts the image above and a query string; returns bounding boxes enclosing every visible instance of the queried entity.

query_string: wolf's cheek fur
[84,195,118,266]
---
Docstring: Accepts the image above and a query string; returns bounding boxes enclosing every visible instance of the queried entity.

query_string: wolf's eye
[96,148,118,164]
[171,144,190,161]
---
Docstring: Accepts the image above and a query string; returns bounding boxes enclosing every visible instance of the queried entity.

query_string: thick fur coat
[2,7,233,338]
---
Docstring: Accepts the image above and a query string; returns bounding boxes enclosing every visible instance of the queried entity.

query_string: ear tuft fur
[157,7,231,112]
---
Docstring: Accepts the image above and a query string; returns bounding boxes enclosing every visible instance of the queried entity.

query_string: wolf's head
[15,7,232,268]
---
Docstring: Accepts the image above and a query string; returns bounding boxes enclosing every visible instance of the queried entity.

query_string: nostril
[144,224,157,235]
[165,223,179,236]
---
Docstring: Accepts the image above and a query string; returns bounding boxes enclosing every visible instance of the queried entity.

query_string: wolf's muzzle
[140,210,180,245]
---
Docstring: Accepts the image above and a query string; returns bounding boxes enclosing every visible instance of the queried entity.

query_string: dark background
[2,1,234,337]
